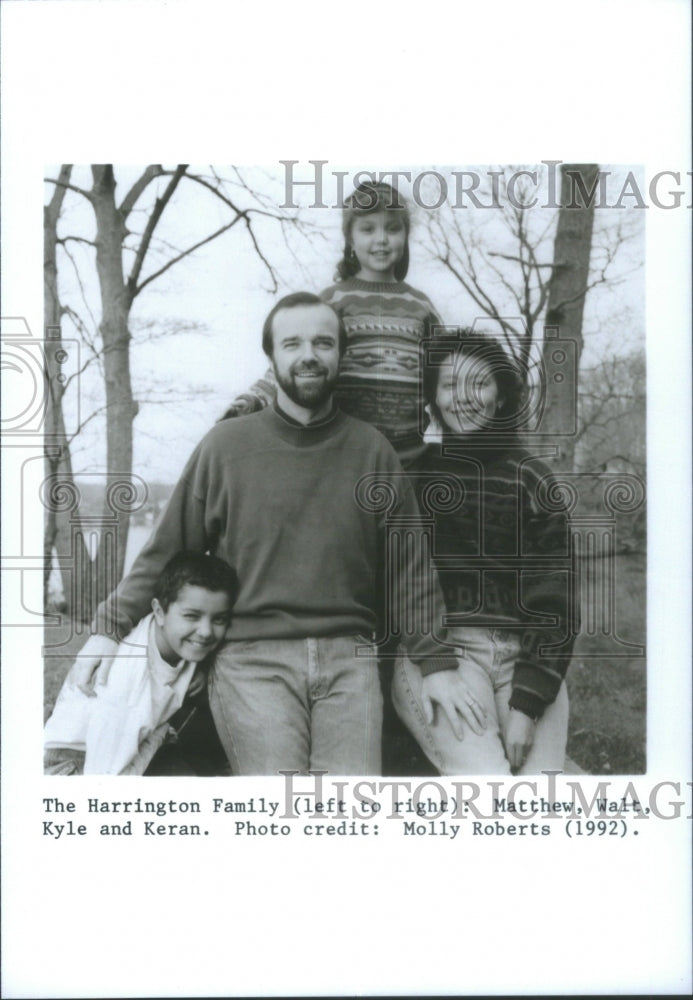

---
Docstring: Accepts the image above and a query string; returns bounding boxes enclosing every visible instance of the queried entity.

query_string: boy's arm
[219,367,276,420]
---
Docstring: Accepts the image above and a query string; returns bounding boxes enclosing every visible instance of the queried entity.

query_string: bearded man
[71,292,464,775]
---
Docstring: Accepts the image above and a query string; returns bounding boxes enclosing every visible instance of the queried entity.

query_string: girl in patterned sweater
[221,181,440,467]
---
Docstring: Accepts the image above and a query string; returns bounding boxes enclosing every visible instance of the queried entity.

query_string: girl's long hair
[335,181,410,282]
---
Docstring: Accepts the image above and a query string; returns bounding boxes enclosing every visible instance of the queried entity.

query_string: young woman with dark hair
[393,332,577,774]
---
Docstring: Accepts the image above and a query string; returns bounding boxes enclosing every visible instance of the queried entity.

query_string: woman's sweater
[413,437,578,718]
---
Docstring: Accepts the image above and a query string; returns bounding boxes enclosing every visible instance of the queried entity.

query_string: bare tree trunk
[91,166,138,595]
[43,165,93,617]
[45,162,288,616]
[542,163,599,472]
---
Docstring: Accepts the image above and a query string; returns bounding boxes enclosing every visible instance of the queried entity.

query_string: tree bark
[45,163,283,616]
[542,163,599,472]
[91,165,138,594]
[43,165,94,618]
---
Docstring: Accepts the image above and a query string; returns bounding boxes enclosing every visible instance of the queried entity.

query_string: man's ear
[152,597,165,625]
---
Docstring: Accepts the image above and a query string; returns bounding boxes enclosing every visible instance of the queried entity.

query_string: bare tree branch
[45,170,93,203]
[126,164,188,295]
[119,165,164,218]
[59,242,101,341]
[45,165,73,222]
[134,215,243,296]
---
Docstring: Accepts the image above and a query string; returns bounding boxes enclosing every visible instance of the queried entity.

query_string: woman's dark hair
[423,330,526,431]
[336,181,410,282]
[154,552,239,612]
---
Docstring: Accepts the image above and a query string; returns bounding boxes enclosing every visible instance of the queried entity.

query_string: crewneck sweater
[223,278,441,466]
[94,404,457,674]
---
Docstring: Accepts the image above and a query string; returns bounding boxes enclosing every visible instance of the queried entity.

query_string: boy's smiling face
[152,584,230,666]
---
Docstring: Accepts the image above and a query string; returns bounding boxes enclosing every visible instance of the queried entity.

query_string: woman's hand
[503,709,536,771]
[421,669,487,739]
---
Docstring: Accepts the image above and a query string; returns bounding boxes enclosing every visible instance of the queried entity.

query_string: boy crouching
[44,552,237,776]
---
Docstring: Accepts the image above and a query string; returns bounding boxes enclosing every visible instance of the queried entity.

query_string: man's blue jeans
[208,635,382,775]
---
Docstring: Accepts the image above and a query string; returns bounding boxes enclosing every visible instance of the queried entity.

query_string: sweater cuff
[509,687,546,720]
[418,656,459,677]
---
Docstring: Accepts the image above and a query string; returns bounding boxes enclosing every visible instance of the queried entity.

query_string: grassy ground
[44,552,646,775]
[566,551,646,773]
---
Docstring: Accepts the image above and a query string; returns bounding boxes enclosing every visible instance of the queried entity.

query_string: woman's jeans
[209,635,382,776]
[392,627,569,775]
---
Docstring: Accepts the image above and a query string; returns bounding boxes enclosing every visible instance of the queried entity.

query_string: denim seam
[399,664,445,769]
[208,667,241,774]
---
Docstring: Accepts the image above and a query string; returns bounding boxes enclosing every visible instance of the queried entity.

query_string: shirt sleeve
[509,459,579,719]
[428,302,444,332]
[91,444,212,640]
[219,367,276,420]
[377,446,458,675]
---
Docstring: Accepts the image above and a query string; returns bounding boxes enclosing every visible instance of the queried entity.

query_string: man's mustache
[292,363,328,374]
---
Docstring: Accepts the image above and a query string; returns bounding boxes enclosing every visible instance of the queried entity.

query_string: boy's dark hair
[423,329,526,430]
[153,552,239,612]
[336,181,411,282]
[261,291,347,358]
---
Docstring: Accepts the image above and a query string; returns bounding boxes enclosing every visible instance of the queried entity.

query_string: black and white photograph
[39,162,647,781]
[1,1,691,997]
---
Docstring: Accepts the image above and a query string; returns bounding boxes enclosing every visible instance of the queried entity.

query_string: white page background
[1,1,691,996]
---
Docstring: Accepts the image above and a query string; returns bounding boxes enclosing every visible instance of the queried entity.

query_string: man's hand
[421,669,486,740]
[69,635,120,696]
[502,708,536,771]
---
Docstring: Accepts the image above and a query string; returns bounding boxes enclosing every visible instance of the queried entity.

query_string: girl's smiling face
[349,210,406,282]
[435,353,502,434]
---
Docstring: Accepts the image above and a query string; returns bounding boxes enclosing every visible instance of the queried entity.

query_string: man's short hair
[153,552,239,612]
[261,292,347,357]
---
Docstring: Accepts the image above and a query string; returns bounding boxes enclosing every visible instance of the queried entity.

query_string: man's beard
[274,363,337,410]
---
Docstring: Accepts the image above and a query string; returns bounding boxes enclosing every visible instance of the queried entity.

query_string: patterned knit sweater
[224,278,441,467]
[412,438,579,719]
